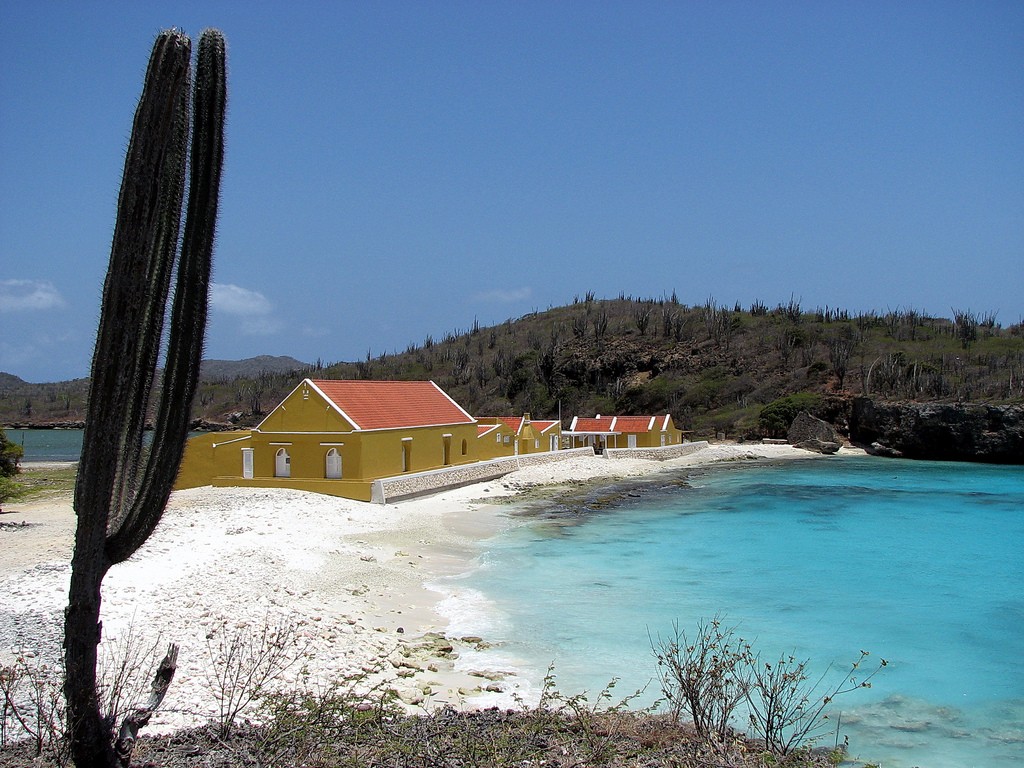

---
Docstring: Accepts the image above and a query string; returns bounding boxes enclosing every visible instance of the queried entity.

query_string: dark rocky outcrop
[850,398,1024,464]
[787,411,841,454]
[5,421,86,430]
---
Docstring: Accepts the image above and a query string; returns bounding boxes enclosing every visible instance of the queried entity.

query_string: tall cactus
[64,29,226,767]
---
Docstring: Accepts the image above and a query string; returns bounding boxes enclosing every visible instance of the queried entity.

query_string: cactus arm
[65,27,229,765]
[107,29,226,565]
[66,30,194,764]
[74,30,191,542]
[109,53,191,526]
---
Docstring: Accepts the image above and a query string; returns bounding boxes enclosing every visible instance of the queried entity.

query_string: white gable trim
[305,378,365,430]
[253,379,305,431]
[429,380,477,424]
[212,434,251,448]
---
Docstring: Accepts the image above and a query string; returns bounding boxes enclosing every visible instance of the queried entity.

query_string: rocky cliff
[849,398,1024,464]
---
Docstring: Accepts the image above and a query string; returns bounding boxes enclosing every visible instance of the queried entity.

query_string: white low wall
[370,447,596,504]
[602,440,709,461]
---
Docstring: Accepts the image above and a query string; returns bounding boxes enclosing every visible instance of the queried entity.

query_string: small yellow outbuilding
[475,414,562,459]
[563,414,683,452]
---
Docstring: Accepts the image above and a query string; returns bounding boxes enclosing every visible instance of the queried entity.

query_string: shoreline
[0,443,863,732]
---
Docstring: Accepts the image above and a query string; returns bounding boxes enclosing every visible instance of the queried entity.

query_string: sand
[0,443,860,732]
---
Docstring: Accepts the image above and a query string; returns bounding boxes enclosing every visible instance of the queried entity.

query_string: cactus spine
[64,29,226,766]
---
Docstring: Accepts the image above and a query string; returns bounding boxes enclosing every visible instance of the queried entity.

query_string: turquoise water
[442,457,1024,767]
[7,429,204,462]
[6,428,84,461]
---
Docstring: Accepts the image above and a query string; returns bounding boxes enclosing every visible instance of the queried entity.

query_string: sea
[7,428,206,462]
[435,456,1024,768]
[7,428,85,462]
[12,429,1023,765]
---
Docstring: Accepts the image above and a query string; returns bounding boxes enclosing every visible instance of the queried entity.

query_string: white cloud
[472,287,532,304]
[210,282,274,315]
[0,279,66,312]
[209,282,282,336]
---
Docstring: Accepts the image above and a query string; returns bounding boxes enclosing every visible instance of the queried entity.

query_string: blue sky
[2,1,1022,383]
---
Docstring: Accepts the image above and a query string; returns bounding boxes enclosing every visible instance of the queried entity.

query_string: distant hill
[182,296,1022,437]
[0,374,92,427]
[2,299,1022,436]
[200,355,310,382]
[0,356,309,427]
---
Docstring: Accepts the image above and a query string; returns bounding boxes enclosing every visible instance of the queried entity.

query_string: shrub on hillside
[758,393,824,438]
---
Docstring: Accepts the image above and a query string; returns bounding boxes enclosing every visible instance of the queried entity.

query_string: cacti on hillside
[63,28,226,767]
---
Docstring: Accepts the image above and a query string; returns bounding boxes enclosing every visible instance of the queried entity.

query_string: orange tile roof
[498,416,524,433]
[310,380,475,431]
[477,416,525,434]
[572,416,616,433]
[531,420,560,433]
[614,416,656,433]
[569,415,669,433]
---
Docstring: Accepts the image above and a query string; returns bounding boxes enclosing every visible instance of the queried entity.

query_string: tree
[0,426,23,478]
[826,325,858,390]
[63,29,226,767]
[953,308,978,351]
[0,427,24,510]
[633,304,653,336]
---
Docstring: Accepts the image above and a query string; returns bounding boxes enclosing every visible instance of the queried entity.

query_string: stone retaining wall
[370,448,597,504]
[603,440,709,461]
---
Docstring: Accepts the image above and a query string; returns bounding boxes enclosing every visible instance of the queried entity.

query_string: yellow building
[475,414,562,459]
[563,414,683,452]
[175,379,480,501]
[475,419,518,460]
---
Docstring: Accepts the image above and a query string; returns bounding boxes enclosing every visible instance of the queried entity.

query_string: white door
[275,448,291,478]
[325,448,342,479]
[628,434,637,449]
[241,448,254,479]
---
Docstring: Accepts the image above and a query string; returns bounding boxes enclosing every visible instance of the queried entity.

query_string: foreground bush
[652,616,887,763]
[1,607,874,767]
[1,703,845,768]
[1,660,849,768]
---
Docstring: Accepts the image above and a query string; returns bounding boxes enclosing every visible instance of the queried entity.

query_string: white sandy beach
[0,443,857,733]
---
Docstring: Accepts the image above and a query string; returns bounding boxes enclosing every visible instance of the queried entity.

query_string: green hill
[2,297,1021,438]
[187,296,1024,438]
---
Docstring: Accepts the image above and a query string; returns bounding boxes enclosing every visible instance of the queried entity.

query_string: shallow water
[9,428,206,462]
[7,428,84,461]
[439,456,1024,767]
